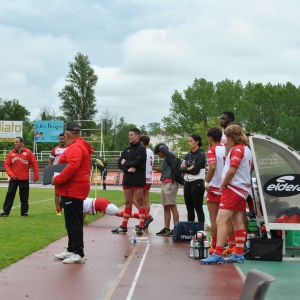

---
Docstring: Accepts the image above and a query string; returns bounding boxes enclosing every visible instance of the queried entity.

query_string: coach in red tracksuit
[52,121,94,264]
[0,137,39,217]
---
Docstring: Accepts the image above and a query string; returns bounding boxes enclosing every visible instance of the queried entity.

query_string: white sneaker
[54,251,73,260]
[63,254,85,264]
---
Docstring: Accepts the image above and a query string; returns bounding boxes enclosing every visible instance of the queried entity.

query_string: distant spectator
[0,137,39,217]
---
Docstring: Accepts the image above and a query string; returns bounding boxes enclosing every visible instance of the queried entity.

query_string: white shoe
[54,251,73,260]
[63,254,85,264]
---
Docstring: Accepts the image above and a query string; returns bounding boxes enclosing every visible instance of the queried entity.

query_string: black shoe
[21,213,28,217]
[156,228,171,236]
[111,226,127,233]
[136,227,144,235]
[0,212,9,217]
[167,229,174,237]
[144,216,154,229]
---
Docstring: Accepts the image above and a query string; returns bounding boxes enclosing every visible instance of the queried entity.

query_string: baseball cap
[66,121,81,131]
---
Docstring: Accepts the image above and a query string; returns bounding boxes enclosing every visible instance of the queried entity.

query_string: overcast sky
[1,0,300,129]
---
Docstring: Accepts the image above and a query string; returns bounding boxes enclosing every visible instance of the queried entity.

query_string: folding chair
[239,269,276,300]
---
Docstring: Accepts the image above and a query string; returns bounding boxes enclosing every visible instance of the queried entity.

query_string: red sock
[138,208,146,228]
[211,236,217,248]
[121,207,132,228]
[214,246,223,256]
[235,229,246,255]
[132,212,139,219]
[228,235,235,248]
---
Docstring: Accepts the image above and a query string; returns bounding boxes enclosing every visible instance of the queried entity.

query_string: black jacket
[118,142,146,187]
[181,148,206,176]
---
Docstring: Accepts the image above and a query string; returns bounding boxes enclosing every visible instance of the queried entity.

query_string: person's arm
[4,152,16,179]
[205,163,216,191]
[118,149,130,172]
[188,150,205,175]
[123,146,146,168]
[48,158,54,166]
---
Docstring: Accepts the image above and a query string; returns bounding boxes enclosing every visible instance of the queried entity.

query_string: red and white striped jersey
[206,145,226,195]
[222,144,252,199]
[50,146,67,165]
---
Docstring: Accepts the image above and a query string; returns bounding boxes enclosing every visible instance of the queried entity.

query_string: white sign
[0,121,23,142]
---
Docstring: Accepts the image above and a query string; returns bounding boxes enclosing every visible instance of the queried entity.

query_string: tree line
[1,52,300,153]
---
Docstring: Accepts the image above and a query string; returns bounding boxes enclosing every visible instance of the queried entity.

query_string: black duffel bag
[244,238,283,261]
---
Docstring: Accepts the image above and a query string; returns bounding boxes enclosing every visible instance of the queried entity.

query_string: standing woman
[181,134,206,223]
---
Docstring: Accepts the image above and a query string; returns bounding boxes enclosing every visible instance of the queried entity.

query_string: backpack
[166,157,185,185]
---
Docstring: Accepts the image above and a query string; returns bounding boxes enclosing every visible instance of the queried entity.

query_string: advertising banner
[34,121,64,143]
[0,121,23,142]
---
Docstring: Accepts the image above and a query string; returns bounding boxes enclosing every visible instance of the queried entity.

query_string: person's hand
[128,167,136,173]
[56,206,61,213]
[205,186,210,192]
[187,165,194,171]
[221,182,227,190]
[154,167,162,172]
[121,159,126,165]
[51,177,56,185]
[11,175,17,180]
[34,177,39,183]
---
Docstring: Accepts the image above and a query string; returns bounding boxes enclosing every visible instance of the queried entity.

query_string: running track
[0,204,244,300]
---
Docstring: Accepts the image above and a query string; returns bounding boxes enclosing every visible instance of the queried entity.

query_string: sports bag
[166,157,185,185]
[172,221,204,242]
[244,238,283,261]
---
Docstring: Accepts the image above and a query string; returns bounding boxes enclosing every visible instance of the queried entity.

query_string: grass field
[0,186,185,271]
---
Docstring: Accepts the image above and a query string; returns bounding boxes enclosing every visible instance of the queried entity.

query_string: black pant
[61,197,84,257]
[183,179,205,223]
[3,180,29,215]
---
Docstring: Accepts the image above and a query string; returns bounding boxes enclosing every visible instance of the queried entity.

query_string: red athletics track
[0,204,244,300]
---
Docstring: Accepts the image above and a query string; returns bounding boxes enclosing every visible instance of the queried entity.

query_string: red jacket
[54,137,94,200]
[5,147,39,181]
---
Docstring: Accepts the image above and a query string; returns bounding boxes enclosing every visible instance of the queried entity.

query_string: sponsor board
[0,121,23,142]
[263,174,300,197]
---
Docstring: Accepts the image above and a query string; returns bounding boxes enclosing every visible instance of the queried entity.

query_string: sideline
[126,243,151,300]
[9,198,54,210]
[104,204,161,300]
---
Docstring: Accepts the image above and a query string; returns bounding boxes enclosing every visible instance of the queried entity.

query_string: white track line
[10,198,53,209]
[126,243,151,300]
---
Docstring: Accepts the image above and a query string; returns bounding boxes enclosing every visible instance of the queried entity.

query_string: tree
[0,98,30,121]
[36,104,56,120]
[162,78,215,137]
[147,122,161,134]
[58,52,98,125]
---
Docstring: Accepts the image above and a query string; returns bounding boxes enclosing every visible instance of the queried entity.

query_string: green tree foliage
[164,79,300,150]
[58,52,98,125]
[0,98,30,121]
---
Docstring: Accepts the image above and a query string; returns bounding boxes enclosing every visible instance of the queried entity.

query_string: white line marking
[10,198,53,209]
[126,243,150,300]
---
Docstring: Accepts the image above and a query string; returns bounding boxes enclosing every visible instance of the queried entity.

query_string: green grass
[0,186,186,270]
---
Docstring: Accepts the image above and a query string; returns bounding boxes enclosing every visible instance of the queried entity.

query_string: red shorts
[143,184,151,191]
[206,192,221,203]
[219,188,246,211]
[95,198,110,213]
[122,186,144,191]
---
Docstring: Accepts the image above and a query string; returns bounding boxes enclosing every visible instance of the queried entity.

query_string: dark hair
[59,133,65,137]
[140,135,150,146]
[154,142,167,155]
[206,127,222,142]
[15,136,24,143]
[222,111,235,121]
[189,134,203,147]
[129,128,140,136]
[227,121,243,128]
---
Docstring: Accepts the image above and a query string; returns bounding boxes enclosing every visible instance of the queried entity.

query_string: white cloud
[1,0,300,128]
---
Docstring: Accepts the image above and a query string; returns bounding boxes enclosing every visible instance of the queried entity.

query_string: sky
[1,0,300,129]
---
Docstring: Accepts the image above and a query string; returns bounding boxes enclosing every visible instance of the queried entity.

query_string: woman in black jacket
[181,134,206,223]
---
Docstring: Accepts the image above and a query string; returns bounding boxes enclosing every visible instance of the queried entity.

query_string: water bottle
[129,236,149,243]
